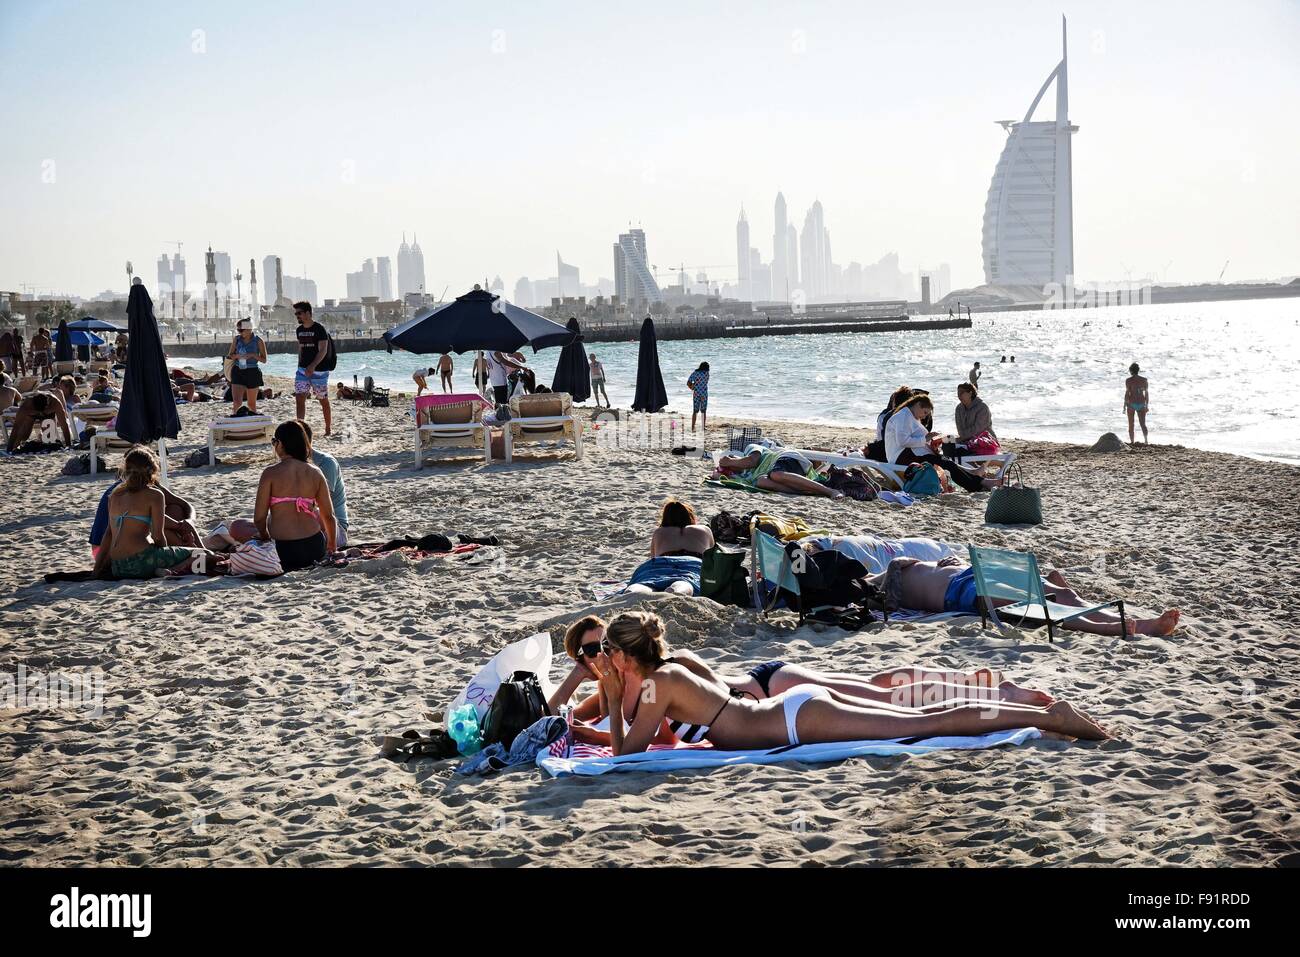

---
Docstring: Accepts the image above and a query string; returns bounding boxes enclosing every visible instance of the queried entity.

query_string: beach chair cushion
[426,401,480,426]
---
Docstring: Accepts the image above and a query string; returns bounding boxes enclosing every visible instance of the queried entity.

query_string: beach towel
[538,727,1041,777]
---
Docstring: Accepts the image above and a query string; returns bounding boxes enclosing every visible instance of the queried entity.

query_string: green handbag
[984,464,1043,525]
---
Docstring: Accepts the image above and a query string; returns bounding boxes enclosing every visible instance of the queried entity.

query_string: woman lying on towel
[717,444,845,499]
[592,612,1111,753]
[873,557,1179,637]
[623,499,715,596]
[93,446,220,580]
[548,615,1067,748]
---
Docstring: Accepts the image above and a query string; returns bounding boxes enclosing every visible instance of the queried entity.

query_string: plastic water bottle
[448,704,482,755]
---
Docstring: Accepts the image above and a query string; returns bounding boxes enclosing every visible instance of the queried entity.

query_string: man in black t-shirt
[293,302,332,435]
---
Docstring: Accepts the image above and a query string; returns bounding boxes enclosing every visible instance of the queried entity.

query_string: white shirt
[485,352,509,387]
[805,535,956,574]
[884,408,931,464]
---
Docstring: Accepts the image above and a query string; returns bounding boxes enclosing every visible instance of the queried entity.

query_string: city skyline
[2,1,1297,303]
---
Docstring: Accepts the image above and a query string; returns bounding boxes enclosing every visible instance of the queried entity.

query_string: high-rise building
[514,276,533,307]
[397,233,427,297]
[346,259,379,299]
[772,192,788,302]
[376,257,393,300]
[556,254,580,298]
[785,225,799,292]
[262,255,278,306]
[799,201,828,302]
[613,228,661,307]
[735,207,751,302]
[212,251,232,287]
[982,17,1077,287]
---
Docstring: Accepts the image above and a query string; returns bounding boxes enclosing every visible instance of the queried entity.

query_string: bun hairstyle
[119,445,159,492]
[659,499,697,529]
[604,611,669,671]
[273,420,310,461]
[563,615,608,658]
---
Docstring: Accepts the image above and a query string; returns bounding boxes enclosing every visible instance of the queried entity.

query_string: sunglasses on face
[577,641,601,660]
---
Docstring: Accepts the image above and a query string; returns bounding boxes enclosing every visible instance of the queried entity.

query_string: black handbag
[480,671,549,749]
[984,463,1043,525]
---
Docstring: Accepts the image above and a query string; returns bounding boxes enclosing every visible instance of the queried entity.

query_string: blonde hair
[603,611,669,670]
[118,445,159,493]
[563,615,608,658]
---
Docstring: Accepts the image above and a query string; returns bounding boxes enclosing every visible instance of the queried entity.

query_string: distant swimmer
[1124,362,1150,445]
[1010,356,1016,363]
[968,361,981,389]
[1000,355,1007,363]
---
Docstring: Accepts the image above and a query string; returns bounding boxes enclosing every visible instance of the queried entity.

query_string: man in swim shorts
[293,302,332,436]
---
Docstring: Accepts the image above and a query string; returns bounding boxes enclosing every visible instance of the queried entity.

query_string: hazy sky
[1,0,1296,301]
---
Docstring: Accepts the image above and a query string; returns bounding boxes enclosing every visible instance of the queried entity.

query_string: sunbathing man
[718,443,844,499]
[547,615,1057,747]
[594,611,1110,755]
[5,390,72,452]
[872,556,1179,637]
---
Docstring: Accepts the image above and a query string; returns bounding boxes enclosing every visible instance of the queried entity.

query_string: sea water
[187,298,1300,462]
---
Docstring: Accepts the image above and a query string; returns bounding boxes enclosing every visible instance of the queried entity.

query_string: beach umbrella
[550,317,591,402]
[381,286,575,355]
[116,283,180,453]
[51,329,106,348]
[53,318,74,363]
[631,316,667,413]
[67,317,126,334]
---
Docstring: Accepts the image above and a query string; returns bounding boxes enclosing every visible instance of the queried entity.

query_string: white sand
[1,387,1297,866]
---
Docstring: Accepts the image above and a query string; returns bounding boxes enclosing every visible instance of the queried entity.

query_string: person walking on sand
[968,361,981,389]
[472,351,488,397]
[226,318,267,415]
[589,353,610,407]
[1124,362,1150,444]
[687,362,710,432]
[293,302,332,436]
[437,352,454,393]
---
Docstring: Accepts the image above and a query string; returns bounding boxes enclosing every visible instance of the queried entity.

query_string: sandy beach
[1,386,1297,867]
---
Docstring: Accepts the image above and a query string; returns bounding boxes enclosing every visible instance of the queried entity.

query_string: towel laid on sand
[538,727,1041,778]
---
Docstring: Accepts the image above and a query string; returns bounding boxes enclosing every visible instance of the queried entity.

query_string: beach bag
[726,425,762,453]
[228,540,284,577]
[984,464,1042,525]
[480,671,549,749]
[700,544,751,607]
[446,633,554,728]
[964,431,1000,456]
[825,465,879,501]
[902,463,942,497]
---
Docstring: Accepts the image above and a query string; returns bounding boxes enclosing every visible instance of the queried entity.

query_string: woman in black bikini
[592,612,1110,755]
[549,614,1061,747]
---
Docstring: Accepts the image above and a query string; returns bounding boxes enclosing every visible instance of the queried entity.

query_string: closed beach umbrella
[631,316,667,413]
[550,317,591,402]
[53,318,74,363]
[116,284,180,447]
[381,286,575,355]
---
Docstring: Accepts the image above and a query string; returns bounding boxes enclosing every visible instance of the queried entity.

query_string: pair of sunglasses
[577,641,601,660]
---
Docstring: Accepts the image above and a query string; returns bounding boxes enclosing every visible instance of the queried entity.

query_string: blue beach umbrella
[382,286,576,355]
[67,317,126,334]
[51,329,106,348]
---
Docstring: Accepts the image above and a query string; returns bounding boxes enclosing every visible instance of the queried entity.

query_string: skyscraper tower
[613,228,661,307]
[772,192,788,302]
[248,258,258,322]
[786,224,799,293]
[981,16,1077,287]
[736,206,751,302]
[799,201,827,302]
[156,255,172,318]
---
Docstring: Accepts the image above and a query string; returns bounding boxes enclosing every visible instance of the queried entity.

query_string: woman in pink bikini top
[254,420,336,571]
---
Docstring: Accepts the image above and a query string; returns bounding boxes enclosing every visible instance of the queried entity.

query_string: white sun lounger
[783,447,1017,490]
[90,432,170,484]
[414,400,490,467]
[503,393,583,463]
[70,402,119,427]
[208,414,275,466]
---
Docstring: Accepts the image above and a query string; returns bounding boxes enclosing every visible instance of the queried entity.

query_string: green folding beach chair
[967,545,1126,642]
[751,529,801,618]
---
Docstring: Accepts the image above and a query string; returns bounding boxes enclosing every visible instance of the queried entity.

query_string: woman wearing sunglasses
[548,614,1060,747]
[590,611,1109,754]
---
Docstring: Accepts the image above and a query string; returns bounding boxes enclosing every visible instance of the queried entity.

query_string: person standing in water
[1124,362,1150,444]
[968,361,981,389]
[589,353,610,407]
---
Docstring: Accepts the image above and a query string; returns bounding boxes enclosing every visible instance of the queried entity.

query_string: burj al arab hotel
[981,18,1078,288]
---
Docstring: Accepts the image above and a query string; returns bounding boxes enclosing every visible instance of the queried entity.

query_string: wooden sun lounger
[785,447,1018,490]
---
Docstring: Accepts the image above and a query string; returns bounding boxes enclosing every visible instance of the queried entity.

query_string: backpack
[316,328,337,372]
[700,544,751,607]
[825,465,879,501]
[779,546,887,629]
[902,462,942,496]
[480,671,549,749]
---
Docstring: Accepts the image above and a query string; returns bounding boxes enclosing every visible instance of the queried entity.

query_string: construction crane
[652,262,737,282]
[1218,260,1230,282]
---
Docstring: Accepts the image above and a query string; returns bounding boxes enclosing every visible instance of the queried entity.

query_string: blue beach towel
[538,727,1041,778]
